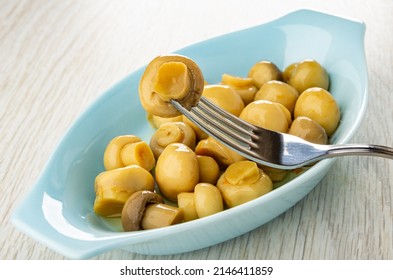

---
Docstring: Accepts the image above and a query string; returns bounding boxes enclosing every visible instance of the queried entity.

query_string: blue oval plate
[12,9,367,259]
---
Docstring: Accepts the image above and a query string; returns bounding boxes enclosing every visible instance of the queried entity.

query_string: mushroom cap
[155,143,199,202]
[149,121,196,159]
[121,190,164,231]
[139,54,204,118]
[103,135,142,170]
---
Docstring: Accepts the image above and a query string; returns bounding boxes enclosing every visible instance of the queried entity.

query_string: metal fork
[170,97,393,170]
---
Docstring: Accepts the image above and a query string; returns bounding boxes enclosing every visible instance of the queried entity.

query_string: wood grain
[1,0,392,260]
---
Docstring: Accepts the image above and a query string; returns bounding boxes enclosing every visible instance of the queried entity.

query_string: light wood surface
[1,0,392,260]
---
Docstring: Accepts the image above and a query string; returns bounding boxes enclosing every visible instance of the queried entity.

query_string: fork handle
[325,144,393,160]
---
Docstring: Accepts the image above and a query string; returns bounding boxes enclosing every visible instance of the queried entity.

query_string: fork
[170,97,393,170]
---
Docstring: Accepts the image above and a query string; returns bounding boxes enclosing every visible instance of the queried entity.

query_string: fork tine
[199,97,258,132]
[197,100,254,138]
[170,99,258,153]
[192,105,251,146]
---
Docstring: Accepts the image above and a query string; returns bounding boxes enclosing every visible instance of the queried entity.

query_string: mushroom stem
[141,204,184,230]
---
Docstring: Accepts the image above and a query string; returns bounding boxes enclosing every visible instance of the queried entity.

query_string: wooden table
[1,0,392,260]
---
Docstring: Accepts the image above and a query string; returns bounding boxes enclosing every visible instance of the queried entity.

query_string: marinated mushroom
[289,116,328,144]
[121,190,163,231]
[195,136,245,169]
[282,62,298,82]
[254,80,299,114]
[121,190,183,231]
[120,141,156,171]
[149,121,196,159]
[248,60,282,88]
[93,165,155,217]
[194,183,224,218]
[217,160,273,208]
[294,87,340,136]
[103,135,141,170]
[287,59,329,93]
[239,100,291,133]
[202,84,245,116]
[155,143,199,201]
[197,155,220,185]
[221,73,258,105]
[139,54,204,118]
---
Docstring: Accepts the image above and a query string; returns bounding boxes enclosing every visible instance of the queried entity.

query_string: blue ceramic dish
[12,9,367,259]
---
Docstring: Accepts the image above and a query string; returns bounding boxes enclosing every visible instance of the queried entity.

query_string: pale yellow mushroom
[103,135,141,170]
[282,62,298,82]
[289,116,328,144]
[202,84,245,116]
[294,87,340,136]
[197,155,220,185]
[93,165,155,217]
[195,136,245,169]
[239,100,291,133]
[155,143,199,202]
[248,60,282,88]
[120,141,156,171]
[139,55,204,118]
[287,59,329,93]
[194,183,224,218]
[149,121,196,159]
[103,135,155,171]
[254,80,299,115]
[217,161,273,208]
[221,73,258,105]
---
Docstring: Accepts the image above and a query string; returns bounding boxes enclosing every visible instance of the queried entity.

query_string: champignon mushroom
[254,80,299,115]
[155,143,199,201]
[294,87,340,136]
[149,121,196,159]
[248,60,282,88]
[103,135,142,170]
[121,190,163,231]
[287,59,329,93]
[103,135,155,172]
[195,136,245,169]
[121,190,183,231]
[239,100,291,133]
[220,73,257,105]
[202,84,245,116]
[196,155,220,185]
[194,183,224,218]
[139,54,204,118]
[289,116,328,145]
[93,165,155,217]
[217,160,273,208]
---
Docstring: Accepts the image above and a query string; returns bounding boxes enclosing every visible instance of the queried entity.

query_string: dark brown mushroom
[121,190,163,231]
